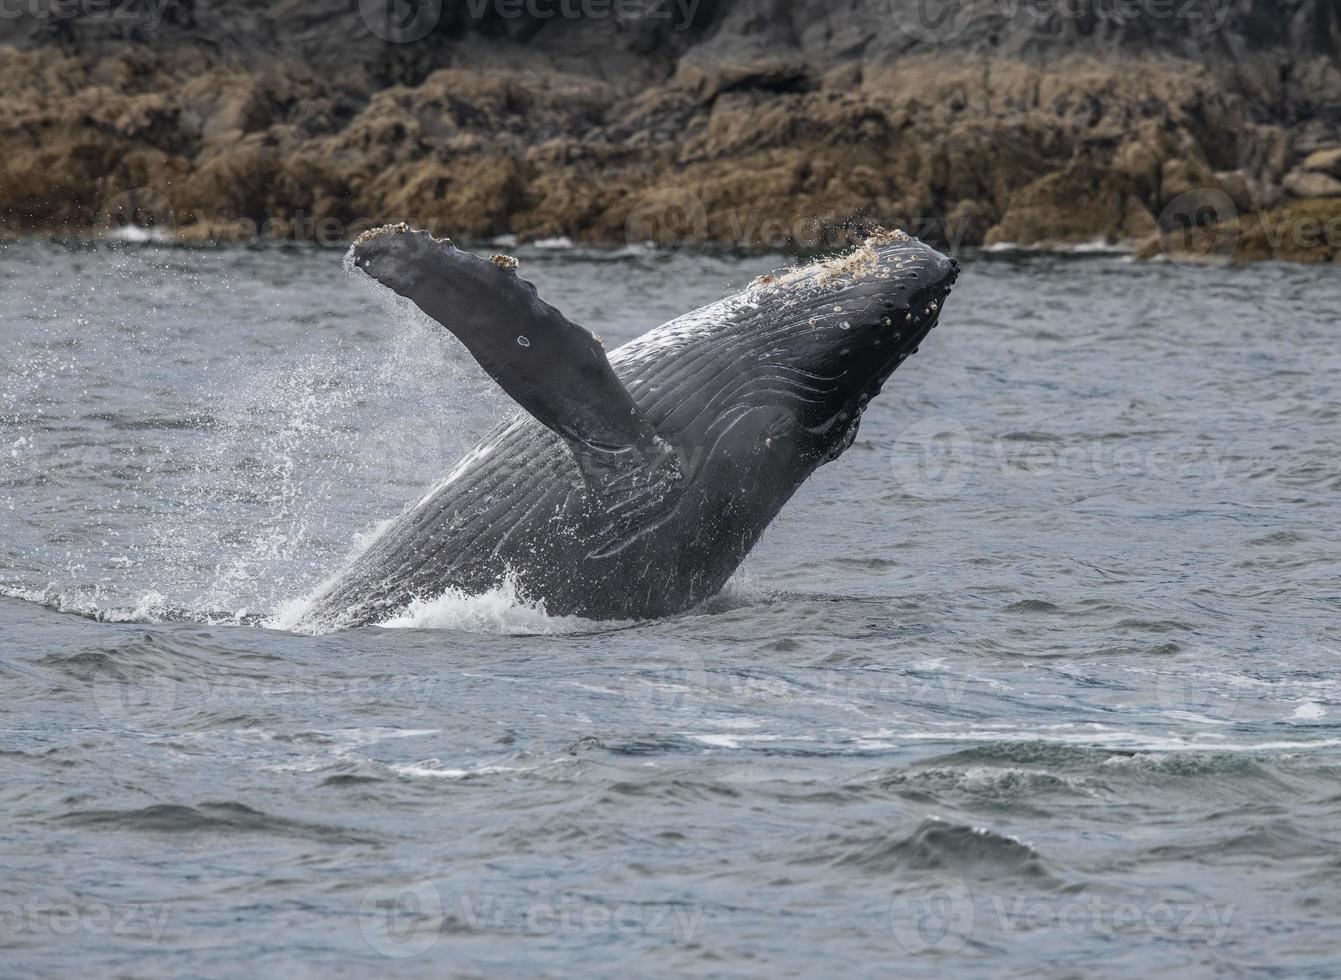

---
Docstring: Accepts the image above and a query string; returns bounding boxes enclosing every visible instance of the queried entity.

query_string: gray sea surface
[1,239,1339,977]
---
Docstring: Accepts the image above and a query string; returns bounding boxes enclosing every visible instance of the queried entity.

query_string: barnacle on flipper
[352,222,412,247]
[490,254,520,271]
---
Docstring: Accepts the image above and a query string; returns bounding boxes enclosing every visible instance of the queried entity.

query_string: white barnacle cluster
[352,221,412,247]
[815,243,881,286]
[753,228,914,293]
[865,227,913,246]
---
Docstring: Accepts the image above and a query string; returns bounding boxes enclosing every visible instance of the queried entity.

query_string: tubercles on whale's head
[748,231,959,457]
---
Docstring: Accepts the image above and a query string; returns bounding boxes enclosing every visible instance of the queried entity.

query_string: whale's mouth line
[852,274,951,412]
[805,302,944,453]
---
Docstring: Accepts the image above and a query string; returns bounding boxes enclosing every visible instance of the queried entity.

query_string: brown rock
[985,166,1156,247]
[1302,147,1341,178]
[1111,127,1165,199]
[1232,199,1341,263]
[1283,169,1341,199]
[1214,170,1264,214]
[0,2,1338,264]
[1160,158,1216,206]
[674,58,812,102]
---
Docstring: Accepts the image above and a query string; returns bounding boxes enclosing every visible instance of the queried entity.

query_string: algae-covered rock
[0,0,1338,261]
[985,166,1156,248]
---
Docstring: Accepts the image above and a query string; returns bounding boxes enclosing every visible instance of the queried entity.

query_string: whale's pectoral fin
[352,225,683,507]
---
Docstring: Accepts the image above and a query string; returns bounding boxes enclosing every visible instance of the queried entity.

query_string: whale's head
[743,232,959,461]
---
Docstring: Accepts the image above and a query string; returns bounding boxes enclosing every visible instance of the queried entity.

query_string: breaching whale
[297,225,958,630]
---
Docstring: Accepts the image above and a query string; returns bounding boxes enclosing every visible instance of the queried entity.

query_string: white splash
[377,573,594,635]
[102,226,173,244]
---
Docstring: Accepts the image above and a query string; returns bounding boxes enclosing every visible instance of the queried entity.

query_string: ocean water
[1,238,1339,977]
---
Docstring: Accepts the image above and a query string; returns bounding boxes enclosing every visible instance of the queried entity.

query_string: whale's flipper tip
[349,225,681,509]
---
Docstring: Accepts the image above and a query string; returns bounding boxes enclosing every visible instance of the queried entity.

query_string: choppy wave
[55,802,375,844]
[0,583,264,627]
[800,817,1061,883]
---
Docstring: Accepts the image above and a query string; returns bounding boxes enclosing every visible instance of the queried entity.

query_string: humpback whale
[297,226,958,630]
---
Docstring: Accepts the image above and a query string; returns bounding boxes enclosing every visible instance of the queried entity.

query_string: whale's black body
[298,227,958,630]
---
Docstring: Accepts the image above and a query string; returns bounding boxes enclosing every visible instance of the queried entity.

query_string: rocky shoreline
[1,0,1339,262]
